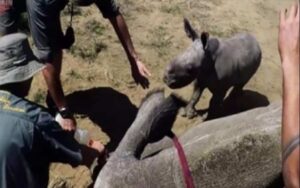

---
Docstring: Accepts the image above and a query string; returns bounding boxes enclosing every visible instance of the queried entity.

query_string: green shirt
[0,90,82,188]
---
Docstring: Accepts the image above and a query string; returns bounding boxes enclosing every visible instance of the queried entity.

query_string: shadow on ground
[201,90,270,120]
[144,90,270,158]
[66,87,138,152]
[265,173,284,188]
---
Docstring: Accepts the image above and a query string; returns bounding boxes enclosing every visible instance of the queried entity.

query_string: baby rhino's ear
[201,32,209,49]
[184,18,198,41]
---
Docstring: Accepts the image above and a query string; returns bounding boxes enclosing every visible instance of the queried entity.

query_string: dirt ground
[26,0,294,187]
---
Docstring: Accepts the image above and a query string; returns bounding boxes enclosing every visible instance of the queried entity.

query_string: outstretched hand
[130,57,151,89]
[278,3,299,89]
[278,3,299,65]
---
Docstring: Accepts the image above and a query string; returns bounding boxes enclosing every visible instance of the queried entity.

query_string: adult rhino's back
[214,33,261,85]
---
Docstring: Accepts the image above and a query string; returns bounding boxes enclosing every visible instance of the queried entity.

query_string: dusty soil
[26,0,294,187]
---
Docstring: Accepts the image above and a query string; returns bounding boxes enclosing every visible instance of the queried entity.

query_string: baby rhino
[164,19,262,119]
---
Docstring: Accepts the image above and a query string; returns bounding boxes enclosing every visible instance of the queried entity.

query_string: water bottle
[55,113,90,145]
[74,129,90,145]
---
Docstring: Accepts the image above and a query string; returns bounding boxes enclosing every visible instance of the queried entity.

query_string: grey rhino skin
[94,90,282,188]
[164,19,262,119]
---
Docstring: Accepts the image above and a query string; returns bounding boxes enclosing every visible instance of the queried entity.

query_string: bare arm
[42,50,76,131]
[109,14,151,89]
[42,50,66,109]
[278,3,300,188]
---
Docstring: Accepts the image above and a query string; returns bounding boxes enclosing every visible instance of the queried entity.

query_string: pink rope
[173,135,195,188]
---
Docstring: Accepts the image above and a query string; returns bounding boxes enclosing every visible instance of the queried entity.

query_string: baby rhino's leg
[207,90,226,120]
[183,82,205,119]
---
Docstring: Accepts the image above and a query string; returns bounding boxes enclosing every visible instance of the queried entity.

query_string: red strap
[173,135,195,188]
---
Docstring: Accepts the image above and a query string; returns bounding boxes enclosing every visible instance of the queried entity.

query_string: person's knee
[34,48,54,62]
[34,48,62,63]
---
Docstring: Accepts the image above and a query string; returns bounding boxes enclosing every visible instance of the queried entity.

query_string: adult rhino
[164,19,262,119]
[94,90,282,188]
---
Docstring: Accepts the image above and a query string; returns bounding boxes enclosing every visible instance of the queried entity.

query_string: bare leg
[183,82,205,119]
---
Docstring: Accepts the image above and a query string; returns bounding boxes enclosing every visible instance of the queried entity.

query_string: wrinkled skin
[163,39,204,89]
[164,19,262,119]
[94,90,283,188]
[94,90,184,188]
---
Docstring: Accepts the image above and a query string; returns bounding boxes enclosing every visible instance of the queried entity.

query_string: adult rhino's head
[136,90,184,143]
[111,90,185,159]
[164,18,210,89]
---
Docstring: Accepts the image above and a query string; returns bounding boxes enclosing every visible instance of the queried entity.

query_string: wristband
[283,135,300,163]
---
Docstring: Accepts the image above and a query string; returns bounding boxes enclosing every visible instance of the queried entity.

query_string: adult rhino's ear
[201,32,209,49]
[184,18,198,41]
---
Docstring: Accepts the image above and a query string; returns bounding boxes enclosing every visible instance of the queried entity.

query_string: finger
[289,3,297,20]
[134,78,139,86]
[67,124,71,131]
[141,82,147,89]
[139,70,147,78]
[293,2,298,18]
[144,68,152,77]
[137,68,147,77]
[138,77,146,89]
[142,78,150,89]
[297,2,299,18]
[145,80,150,88]
[141,83,146,89]
[139,78,146,89]
[280,9,286,25]
[280,9,287,23]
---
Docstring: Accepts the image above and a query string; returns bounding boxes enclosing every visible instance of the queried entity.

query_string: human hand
[88,140,106,153]
[55,113,77,131]
[80,141,106,169]
[278,3,299,67]
[130,57,151,89]
[279,3,299,90]
[61,116,77,131]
